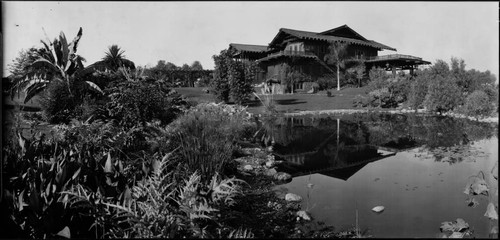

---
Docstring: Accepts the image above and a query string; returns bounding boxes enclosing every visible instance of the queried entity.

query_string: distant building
[228,24,430,94]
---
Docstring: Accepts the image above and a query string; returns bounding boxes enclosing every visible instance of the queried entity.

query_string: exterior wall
[285,42,305,53]
[303,41,378,60]
[346,45,378,59]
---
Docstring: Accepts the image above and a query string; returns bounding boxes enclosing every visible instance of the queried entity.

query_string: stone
[243,165,254,171]
[285,193,302,202]
[296,210,312,221]
[274,172,292,182]
[265,168,278,176]
[241,147,262,156]
[265,161,275,168]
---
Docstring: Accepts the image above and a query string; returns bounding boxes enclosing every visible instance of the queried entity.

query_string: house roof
[229,43,269,53]
[269,27,397,51]
[319,24,368,41]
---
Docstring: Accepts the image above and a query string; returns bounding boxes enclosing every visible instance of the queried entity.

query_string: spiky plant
[11,27,103,104]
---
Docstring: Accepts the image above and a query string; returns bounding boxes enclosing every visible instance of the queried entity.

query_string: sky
[2,1,499,79]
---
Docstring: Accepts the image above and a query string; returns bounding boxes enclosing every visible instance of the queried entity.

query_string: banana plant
[14,27,103,103]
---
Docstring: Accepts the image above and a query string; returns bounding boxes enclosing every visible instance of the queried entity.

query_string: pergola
[364,54,431,76]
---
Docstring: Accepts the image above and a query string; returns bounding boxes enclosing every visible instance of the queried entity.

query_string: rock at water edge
[285,193,302,202]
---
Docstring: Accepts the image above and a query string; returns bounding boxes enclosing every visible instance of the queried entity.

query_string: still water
[259,113,498,238]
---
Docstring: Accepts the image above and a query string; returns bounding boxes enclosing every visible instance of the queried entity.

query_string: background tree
[429,59,450,78]
[92,45,136,72]
[324,41,349,91]
[190,61,204,71]
[7,47,44,97]
[181,63,190,71]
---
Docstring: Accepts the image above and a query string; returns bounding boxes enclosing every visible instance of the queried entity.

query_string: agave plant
[12,27,103,104]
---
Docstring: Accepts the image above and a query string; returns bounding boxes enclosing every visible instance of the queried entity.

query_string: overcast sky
[2,1,499,79]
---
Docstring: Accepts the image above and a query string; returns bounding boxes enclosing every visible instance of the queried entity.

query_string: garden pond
[255,113,498,238]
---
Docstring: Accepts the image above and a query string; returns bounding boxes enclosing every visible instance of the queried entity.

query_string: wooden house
[229,24,430,94]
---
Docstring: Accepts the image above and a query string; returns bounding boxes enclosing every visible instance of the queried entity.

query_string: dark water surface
[260,113,498,238]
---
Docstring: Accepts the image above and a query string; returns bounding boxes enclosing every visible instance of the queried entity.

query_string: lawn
[175,86,370,114]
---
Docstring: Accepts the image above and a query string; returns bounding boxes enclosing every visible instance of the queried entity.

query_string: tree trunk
[336,63,340,91]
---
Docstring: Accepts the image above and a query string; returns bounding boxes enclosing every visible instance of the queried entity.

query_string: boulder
[274,172,292,182]
[296,210,312,221]
[241,147,262,156]
[265,168,278,176]
[243,165,254,171]
[285,193,302,202]
[265,160,275,168]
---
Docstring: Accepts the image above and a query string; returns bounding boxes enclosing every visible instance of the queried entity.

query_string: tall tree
[324,41,349,91]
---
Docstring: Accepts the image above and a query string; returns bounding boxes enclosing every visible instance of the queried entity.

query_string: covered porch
[364,54,431,76]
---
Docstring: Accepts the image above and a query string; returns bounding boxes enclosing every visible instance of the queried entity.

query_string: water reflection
[255,113,497,173]
[255,113,498,238]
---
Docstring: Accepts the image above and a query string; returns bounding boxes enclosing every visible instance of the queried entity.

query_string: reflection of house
[271,116,417,181]
[228,24,430,94]
[276,142,396,181]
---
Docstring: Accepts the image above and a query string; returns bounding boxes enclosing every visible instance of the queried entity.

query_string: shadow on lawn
[275,99,306,105]
[244,100,263,107]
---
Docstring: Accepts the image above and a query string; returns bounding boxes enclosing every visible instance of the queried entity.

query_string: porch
[364,54,431,75]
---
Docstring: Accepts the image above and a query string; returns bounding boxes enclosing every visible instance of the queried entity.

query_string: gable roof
[269,27,396,51]
[229,43,269,53]
[319,24,367,41]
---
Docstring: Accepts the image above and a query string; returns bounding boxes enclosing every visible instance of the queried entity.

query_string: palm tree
[324,41,349,91]
[95,45,135,72]
[14,27,103,103]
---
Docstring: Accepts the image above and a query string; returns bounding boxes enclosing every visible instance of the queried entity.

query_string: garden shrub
[367,87,393,108]
[102,79,184,129]
[463,90,495,117]
[168,103,252,181]
[317,74,336,90]
[212,50,258,104]
[366,67,389,93]
[407,72,430,110]
[353,94,369,108]
[423,75,462,113]
[228,60,253,104]
[212,50,231,103]
[39,80,87,124]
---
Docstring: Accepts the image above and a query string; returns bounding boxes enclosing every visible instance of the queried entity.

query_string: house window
[294,82,303,90]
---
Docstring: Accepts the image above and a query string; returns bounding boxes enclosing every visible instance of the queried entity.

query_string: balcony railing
[266,50,316,58]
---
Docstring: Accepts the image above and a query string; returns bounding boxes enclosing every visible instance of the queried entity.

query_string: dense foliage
[361,57,498,117]
[211,49,255,104]
[363,67,412,108]
[168,103,252,181]
[211,50,231,102]
[100,69,185,128]
[423,75,462,113]
[463,90,495,117]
